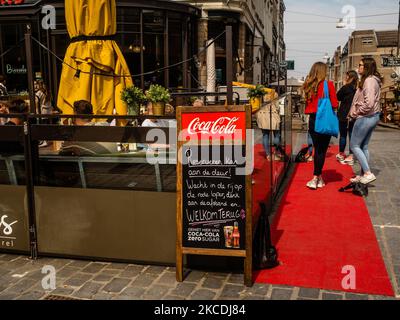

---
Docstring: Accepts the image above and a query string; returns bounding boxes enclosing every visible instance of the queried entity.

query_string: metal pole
[24,24,38,260]
[226,25,233,105]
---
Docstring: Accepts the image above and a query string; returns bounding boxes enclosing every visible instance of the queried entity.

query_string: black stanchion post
[24,24,38,260]
[226,25,233,105]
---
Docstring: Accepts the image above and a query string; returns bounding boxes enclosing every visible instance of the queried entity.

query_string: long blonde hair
[302,62,327,101]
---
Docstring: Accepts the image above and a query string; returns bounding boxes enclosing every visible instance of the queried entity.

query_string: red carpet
[254,145,394,296]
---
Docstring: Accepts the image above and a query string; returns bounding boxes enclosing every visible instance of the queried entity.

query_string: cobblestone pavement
[0,127,399,301]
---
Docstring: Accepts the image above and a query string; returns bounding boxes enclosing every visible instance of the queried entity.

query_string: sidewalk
[0,128,399,300]
[378,121,400,130]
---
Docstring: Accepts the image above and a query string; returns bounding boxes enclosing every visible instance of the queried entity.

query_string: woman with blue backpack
[302,62,339,190]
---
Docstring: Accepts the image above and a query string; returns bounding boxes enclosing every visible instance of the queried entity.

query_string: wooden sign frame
[176,105,253,287]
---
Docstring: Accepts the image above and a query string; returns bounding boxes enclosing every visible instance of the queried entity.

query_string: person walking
[34,80,53,148]
[303,62,338,189]
[336,70,358,165]
[349,57,382,185]
[256,92,282,161]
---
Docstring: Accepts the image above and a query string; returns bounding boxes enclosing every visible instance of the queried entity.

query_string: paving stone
[63,273,93,287]
[119,265,145,278]
[142,285,171,300]
[0,255,18,262]
[171,283,197,297]
[92,274,114,283]
[162,295,184,300]
[243,295,265,300]
[156,272,178,286]
[202,276,224,290]
[226,273,245,284]
[322,293,343,300]
[56,267,81,279]
[145,266,168,275]
[0,292,17,300]
[298,288,320,299]
[104,263,128,271]
[243,283,270,296]
[219,284,245,299]
[16,290,46,300]
[185,271,206,282]
[7,278,37,295]
[74,282,103,299]
[50,287,75,296]
[120,286,146,299]
[189,289,216,300]
[92,292,115,300]
[102,278,131,293]
[80,262,107,274]
[67,260,92,269]
[270,288,292,300]
[345,293,369,300]
[130,274,157,288]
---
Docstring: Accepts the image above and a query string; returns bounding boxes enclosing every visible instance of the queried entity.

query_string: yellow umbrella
[57,0,133,119]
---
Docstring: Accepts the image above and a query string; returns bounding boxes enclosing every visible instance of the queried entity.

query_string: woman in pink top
[349,57,382,185]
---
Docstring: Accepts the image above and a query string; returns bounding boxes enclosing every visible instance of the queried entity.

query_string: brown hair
[359,57,382,89]
[35,80,50,104]
[0,75,5,83]
[346,70,359,89]
[73,100,93,115]
[302,62,327,101]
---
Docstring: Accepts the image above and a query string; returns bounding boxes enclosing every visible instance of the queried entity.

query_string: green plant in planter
[121,86,147,116]
[146,84,171,104]
[247,84,266,99]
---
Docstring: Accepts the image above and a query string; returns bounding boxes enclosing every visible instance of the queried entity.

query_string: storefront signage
[181,144,246,250]
[176,106,253,286]
[0,214,18,248]
[6,64,27,75]
[382,56,400,67]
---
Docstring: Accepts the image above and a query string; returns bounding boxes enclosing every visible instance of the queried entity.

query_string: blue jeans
[339,120,354,154]
[350,113,380,173]
[262,130,281,157]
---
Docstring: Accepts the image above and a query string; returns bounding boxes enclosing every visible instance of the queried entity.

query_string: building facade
[0,0,199,99]
[175,0,286,88]
[328,29,398,98]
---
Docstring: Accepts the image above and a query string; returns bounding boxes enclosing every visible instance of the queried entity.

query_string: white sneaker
[317,178,326,188]
[306,178,318,190]
[350,176,361,183]
[341,157,354,166]
[360,173,376,185]
[39,141,48,148]
[336,153,345,161]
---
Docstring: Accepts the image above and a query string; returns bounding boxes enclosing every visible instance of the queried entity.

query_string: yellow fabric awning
[57,0,133,117]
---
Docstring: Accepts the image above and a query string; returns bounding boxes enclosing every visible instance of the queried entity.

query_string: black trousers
[308,114,331,176]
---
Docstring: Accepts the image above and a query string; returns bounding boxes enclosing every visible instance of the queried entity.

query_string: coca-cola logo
[0,0,25,5]
[187,117,240,135]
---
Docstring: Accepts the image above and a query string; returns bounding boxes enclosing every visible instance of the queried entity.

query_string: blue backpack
[315,81,339,137]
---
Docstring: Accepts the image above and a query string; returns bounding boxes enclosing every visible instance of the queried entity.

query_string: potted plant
[247,84,265,113]
[121,86,147,116]
[146,84,171,116]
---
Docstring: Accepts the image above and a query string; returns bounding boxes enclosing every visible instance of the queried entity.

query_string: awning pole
[24,24,38,260]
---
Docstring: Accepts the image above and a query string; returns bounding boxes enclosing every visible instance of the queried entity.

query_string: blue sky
[285,0,399,79]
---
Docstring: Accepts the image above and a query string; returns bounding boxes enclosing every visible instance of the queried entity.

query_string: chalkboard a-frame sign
[176,105,253,287]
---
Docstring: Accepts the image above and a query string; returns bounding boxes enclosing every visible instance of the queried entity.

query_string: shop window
[168,15,184,89]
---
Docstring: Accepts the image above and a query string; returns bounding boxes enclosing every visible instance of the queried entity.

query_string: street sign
[279,60,295,70]
[382,56,400,67]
